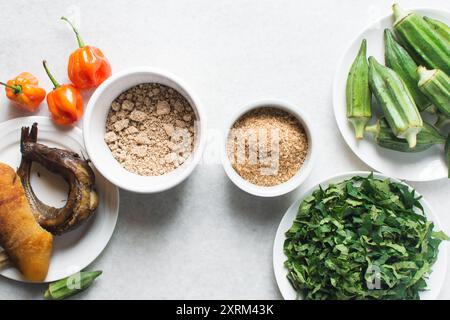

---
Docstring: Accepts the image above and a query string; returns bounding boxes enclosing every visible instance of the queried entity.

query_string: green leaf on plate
[283,174,447,300]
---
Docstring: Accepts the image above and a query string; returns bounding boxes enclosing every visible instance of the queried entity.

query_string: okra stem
[417,66,436,85]
[417,66,450,118]
[350,118,367,139]
[404,130,418,149]
[392,4,409,25]
[364,123,379,136]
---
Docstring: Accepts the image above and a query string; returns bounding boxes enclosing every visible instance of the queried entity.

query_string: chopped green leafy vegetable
[284,174,448,300]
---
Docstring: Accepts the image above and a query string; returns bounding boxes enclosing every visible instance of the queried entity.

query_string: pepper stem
[0,81,22,94]
[61,16,85,48]
[42,60,60,89]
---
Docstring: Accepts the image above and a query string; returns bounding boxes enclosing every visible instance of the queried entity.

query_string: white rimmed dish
[222,100,316,197]
[83,67,207,193]
[332,8,450,182]
[273,171,448,300]
[0,116,119,283]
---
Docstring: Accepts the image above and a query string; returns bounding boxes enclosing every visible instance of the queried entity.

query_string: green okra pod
[424,16,450,42]
[393,4,450,75]
[365,117,445,153]
[346,39,371,139]
[417,66,450,118]
[368,56,423,148]
[384,29,431,112]
[44,270,102,300]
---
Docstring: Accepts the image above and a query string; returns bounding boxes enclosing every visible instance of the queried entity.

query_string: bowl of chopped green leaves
[273,172,448,300]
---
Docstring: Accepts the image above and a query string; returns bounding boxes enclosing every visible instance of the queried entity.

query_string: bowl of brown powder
[223,100,315,197]
[83,67,206,193]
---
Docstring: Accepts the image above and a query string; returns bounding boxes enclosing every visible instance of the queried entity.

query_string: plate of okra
[333,5,450,182]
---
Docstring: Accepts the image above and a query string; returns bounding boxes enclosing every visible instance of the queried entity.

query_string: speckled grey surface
[0,0,449,299]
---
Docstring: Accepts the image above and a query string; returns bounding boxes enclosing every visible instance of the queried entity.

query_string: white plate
[273,171,448,300]
[332,8,450,182]
[0,117,119,283]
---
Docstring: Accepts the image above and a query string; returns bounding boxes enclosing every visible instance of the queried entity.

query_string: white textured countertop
[0,0,449,299]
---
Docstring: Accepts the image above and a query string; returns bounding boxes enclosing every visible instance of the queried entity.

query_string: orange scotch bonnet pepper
[61,16,112,89]
[0,72,46,112]
[43,60,83,126]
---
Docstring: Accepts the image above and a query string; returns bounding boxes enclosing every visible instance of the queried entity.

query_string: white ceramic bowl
[332,8,450,181]
[83,67,207,193]
[222,100,316,197]
[273,171,447,300]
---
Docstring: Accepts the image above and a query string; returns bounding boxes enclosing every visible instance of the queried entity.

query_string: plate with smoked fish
[0,117,119,282]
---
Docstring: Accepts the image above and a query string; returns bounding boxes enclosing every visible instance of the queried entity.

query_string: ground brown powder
[227,107,308,186]
[105,83,195,176]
